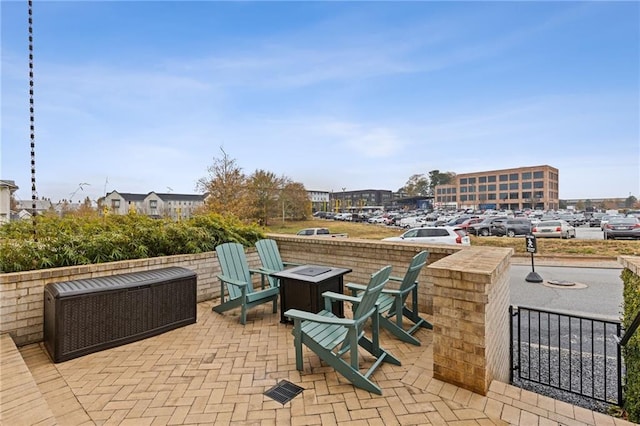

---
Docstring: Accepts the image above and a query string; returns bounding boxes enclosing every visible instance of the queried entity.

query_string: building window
[468,177,476,184]
[522,172,532,180]
[499,183,508,191]
[479,194,487,201]
[488,175,497,183]
[468,185,475,193]
[460,178,468,185]
[499,192,508,200]
[509,183,519,190]
[479,176,487,183]
[509,173,518,181]
[461,195,468,201]
[534,171,544,179]
[522,192,532,199]
[468,194,476,201]
[460,187,467,193]
[534,191,544,198]
[499,174,508,182]
[111,199,120,208]
[479,185,487,192]
[534,181,544,189]
[488,193,497,200]
[150,200,157,209]
[488,184,496,191]
[522,182,532,189]
[509,192,519,199]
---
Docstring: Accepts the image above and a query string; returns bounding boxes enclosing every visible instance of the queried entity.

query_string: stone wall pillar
[426,247,513,395]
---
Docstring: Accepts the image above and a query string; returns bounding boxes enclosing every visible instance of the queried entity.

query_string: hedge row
[0,213,264,273]
[622,268,640,422]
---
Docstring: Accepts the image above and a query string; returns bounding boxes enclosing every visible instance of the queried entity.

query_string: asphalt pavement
[509,262,624,320]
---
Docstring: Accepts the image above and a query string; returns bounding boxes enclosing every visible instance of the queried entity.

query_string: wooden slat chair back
[255,239,301,288]
[213,242,279,325]
[285,265,400,395]
[347,250,431,346]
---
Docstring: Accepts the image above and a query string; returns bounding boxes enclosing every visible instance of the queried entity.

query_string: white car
[382,226,471,246]
[532,220,576,239]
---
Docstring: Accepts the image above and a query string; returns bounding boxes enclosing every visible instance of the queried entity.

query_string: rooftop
[2,300,634,425]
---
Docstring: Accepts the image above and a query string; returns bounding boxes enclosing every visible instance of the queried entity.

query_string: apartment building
[102,191,206,220]
[0,180,19,224]
[434,165,559,211]
[329,189,393,212]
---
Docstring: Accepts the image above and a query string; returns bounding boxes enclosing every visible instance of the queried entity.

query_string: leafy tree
[575,200,585,211]
[281,180,310,221]
[585,199,593,210]
[196,148,250,218]
[246,169,283,226]
[400,174,430,196]
[9,193,17,211]
[428,170,455,196]
[625,195,638,208]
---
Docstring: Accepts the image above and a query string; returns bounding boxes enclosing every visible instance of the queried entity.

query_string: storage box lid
[45,267,196,298]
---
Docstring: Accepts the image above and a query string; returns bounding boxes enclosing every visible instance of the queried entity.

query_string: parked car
[532,220,576,239]
[600,214,622,230]
[492,219,533,237]
[468,217,507,236]
[382,226,471,246]
[603,217,640,240]
[457,217,484,231]
[589,212,606,228]
[399,216,427,229]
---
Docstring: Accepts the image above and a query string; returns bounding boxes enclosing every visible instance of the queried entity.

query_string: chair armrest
[284,309,354,326]
[321,291,362,304]
[217,274,248,288]
[345,282,367,292]
[249,268,270,277]
[259,267,278,275]
[283,261,303,267]
[388,275,404,282]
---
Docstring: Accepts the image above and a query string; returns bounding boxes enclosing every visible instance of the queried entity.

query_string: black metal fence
[510,305,623,406]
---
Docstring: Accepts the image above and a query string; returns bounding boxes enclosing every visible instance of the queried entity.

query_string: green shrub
[622,268,640,422]
[0,213,264,273]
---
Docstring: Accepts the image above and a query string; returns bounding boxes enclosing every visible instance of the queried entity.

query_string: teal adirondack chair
[285,265,400,395]
[213,242,279,325]
[346,251,431,346]
[255,239,301,288]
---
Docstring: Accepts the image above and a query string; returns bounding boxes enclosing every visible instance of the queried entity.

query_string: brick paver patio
[2,300,636,425]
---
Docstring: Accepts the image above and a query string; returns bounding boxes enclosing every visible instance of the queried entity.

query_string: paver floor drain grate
[264,380,304,404]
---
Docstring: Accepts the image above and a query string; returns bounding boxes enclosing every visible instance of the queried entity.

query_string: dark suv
[492,219,532,237]
[468,217,507,236]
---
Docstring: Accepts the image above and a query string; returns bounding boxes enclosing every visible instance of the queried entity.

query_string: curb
[511,255,621,269]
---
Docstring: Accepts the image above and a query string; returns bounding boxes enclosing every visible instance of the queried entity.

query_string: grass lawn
[265,219,640,258]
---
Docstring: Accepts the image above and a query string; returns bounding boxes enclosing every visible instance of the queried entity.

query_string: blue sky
[1,1,639,204]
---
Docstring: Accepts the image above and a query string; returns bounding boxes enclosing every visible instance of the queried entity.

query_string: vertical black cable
[28,0,37,241]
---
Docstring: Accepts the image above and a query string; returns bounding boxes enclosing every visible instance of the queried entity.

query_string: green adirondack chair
[255,239,301,288]
[285,265,400,395]
[213,242,279,325]
[346,251,431,346]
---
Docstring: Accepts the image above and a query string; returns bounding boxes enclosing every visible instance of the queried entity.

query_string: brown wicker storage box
[44,267,197,363]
